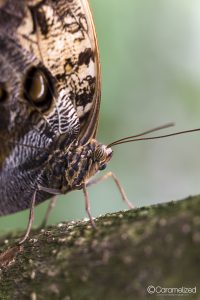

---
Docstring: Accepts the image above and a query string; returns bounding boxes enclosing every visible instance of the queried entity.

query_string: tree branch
[0,195,200,300]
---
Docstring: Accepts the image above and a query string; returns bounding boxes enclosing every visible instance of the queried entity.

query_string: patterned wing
[0,0,101,159]
[17,0,101,142]
[0,0,101,214]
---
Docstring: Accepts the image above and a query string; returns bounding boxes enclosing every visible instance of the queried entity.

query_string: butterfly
[1,0,200,244]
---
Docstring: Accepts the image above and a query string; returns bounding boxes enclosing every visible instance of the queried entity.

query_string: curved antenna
[108,123,174,147]
[108,124,200,147]
[108,122,175,147]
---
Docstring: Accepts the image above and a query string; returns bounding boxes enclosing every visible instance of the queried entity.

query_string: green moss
[0,196,200,300]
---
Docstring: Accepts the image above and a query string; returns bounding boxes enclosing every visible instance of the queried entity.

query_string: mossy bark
[0,195,200,300]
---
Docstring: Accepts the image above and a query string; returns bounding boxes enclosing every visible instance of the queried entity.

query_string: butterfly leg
[83,183,96,228]
[19,186,60,244]
[37,186,61,228]
[40,196,58,228]
[18,189,37,245]
[86,171,134,209]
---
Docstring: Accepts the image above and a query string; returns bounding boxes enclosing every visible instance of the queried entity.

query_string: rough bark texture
[0,195,200,300]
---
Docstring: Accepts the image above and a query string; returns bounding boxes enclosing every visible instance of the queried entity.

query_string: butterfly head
[93,143,113,171]
[63,140,113,189]
[88,122,200,181]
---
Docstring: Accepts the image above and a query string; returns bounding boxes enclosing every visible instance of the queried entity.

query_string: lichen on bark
[0,195,200,300]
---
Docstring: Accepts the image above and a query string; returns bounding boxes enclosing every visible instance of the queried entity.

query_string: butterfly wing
[17,0,101,142]
[78,0,101,143]
[0,0,101,215]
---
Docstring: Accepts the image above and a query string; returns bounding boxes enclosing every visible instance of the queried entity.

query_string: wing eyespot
[23,66,54,112]
[0,83,8,102]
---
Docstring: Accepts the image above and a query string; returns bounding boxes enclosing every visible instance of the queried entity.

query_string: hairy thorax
[43,139,113,194]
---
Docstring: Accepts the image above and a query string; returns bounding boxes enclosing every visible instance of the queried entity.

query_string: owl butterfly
[0,0,200,244]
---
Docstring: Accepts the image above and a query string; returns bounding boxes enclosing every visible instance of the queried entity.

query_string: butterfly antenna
[108,123,200,147]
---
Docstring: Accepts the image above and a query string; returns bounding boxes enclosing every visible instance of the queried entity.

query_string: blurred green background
[1,0,200,233]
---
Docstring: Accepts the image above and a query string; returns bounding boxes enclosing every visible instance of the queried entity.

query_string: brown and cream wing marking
[0,0,101,214]
[0,0,101,178]
[17,0,101,142]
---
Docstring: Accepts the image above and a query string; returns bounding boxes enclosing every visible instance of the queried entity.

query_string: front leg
[18,186,61,245]
[18,189,37,245]
[40,196,58,228]
[86,171,134,209]
[83,183,96,228]
[81,172,134,230]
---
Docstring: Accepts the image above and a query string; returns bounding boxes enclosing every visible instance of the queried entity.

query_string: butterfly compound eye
[0,83,8,102]
[24,67,53,111]
[99,163,107,171]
